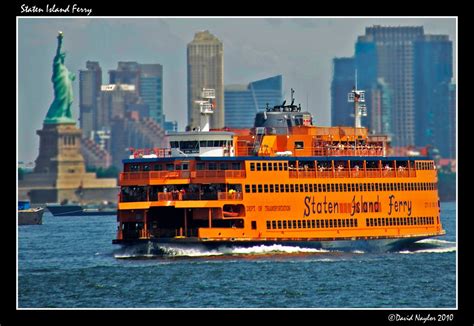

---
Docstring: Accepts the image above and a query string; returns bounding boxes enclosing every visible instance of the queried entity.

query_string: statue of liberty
[44,31,76,124]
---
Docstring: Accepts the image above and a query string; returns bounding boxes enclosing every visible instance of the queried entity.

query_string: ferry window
[285,184,290,192]
[305,184,309,192]
[199,140,206,147]
[302,220,306,228]
[309,184,313,192]
[182,163,189,170]
[166,164,174,171]
[287,220,292,229]
[343,184,347,192]
[258,185,263,193]
[311,220,316,228]
[274,184,279,193]
[208,162,217,170]
[257,163,261,171]
[269,184,274,193]
[374,183,379,191]
[280,184,285,192]
[295,141,304,149]
[250,163,255,171]
[175,164,181,170]
[170,141,179,148]
[278,163,283,171]
[245,185,250,193]
[316,220,321,228]
[272,221,277,229]
[273,163,278,171]
[299,184,303,192]
[252,185,257,193]
[153,164,163,171]
[197,163,205,170]
[329,220,333,228]
[297,220,302,228]
[322,184,326,192]
[349,219,354,227]
[330,184,334,192]
[294,184,299,192]
[334,184,339,192]
[266,221,271,229]
[262,163,267,171]
[293,220,297,228]
[277,221,282,229]
[283,163,288,171]
[290,184,295,192]
[264,184,269,193]
[355,184,359,192]
[232,162,241,170]
[219,162,228,170]
[268,163,273,171]
[324,220,329,228]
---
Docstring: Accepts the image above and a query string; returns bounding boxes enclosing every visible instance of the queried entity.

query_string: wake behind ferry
[113,88,444,253]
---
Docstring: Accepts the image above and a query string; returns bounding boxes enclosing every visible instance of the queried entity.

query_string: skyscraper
[331,57,354,127]
[79,61,102,139]
[356,26,424,147]
[109,62,163,127]
[187,30,224,129]
[225,75,282,128]
[414,34,453,158]
[139,64,163,126]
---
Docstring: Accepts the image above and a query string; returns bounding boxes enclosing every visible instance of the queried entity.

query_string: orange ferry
[113,88,445,253]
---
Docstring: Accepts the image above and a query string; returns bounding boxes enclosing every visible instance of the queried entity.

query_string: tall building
[187,31,224,129]
[370,78,392,135]
[139,64,163,126]
[109,62,163,127]
[331,58,355,127]
[225,75,282,128]
[448,83,456,159]
[79,61,102,139]
[356,26,424,147]
[414,35,453,158]
[99,84,139,128]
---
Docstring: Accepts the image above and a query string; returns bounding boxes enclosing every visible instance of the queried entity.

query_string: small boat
[18,201,44,225]
[46,203,116,216]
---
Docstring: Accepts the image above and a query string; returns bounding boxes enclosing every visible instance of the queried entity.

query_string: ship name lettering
[388,195,412,216]
[303,195,381,217]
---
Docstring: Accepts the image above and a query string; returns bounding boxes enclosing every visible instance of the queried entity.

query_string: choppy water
[18,202,456,308]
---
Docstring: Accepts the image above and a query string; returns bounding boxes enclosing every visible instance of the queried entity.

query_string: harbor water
[18,202,456,308]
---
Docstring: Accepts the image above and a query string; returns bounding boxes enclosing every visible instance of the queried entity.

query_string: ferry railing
[156,191,243,201]
[288,167,416,179]
[194,170,246,178]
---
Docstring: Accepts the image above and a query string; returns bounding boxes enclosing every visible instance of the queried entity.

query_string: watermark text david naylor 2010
[20,4,93,16]
[388,313,454,323]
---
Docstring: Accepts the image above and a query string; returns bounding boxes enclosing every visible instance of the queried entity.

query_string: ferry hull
[113,234,439,256]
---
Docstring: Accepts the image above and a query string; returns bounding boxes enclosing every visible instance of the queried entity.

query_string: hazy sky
[17,17,456,163]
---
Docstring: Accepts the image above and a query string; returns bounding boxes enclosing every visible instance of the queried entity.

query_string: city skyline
[18,17,456,163]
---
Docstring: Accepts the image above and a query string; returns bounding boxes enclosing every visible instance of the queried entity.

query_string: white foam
[351,250,365,254]
[416,239,456,245]
[155,244,332,257]
[399,247,456,254]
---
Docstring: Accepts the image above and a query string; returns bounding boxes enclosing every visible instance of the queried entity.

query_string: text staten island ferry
[112,88,445,253]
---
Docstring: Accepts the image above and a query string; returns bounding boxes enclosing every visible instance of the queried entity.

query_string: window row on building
[244,182,437,194]
[365,216,435,227]
[266,218,359,230]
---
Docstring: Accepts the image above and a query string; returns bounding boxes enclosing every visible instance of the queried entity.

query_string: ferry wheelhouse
[113,88,444,252]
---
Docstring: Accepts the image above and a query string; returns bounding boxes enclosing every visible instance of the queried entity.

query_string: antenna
[348,72,367,151]
[291,88,295,103]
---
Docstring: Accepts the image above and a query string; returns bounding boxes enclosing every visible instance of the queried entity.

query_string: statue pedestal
[19,123,117,204]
